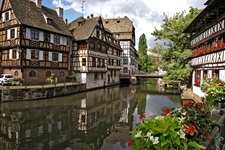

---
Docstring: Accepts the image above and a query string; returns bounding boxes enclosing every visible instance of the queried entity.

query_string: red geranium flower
[127,140,133,148]
[139,114,146,121]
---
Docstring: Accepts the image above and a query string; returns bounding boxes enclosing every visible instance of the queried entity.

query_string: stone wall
[1,83,86,102]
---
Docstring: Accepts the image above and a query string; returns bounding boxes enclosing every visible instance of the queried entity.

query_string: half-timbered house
[184,0,225,98]
[103,17,138,76]
[68,16,122,89]
[0,0,72,85]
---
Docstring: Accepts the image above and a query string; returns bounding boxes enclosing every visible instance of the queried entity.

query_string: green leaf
[188,141,206,150]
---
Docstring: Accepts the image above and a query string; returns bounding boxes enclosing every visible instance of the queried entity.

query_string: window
[29,71,36,77]
[31,30,39,40]
[54,35,60,44]
[123,58,128,64]
[94,73,97,79]
[52,53,58,61]
[12,49,17,59]
[47,18,52,25]
[114,70,116,77]
[82,58,86,66]
[14,71,19,77]
[97,31,100,38]
[60,71,65,77]
[89,42,95,50]
[46,71,51,77]
[123,67,128,73]
[5,12,9,21]
[31,50,39,59]
[92,57,96,67]
[11,29,15,39]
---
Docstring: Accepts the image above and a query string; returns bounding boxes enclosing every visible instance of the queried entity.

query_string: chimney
[56,7,63,19]
[34,0,42,9]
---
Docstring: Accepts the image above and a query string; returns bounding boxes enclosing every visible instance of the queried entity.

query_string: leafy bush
[129,102,213,150]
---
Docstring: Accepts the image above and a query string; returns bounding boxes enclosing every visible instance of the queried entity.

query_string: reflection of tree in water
[166,95,181,105]
[137,79,159,115]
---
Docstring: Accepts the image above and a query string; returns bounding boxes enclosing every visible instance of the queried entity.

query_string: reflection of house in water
[118,86,137,124]
[0,87,132,150]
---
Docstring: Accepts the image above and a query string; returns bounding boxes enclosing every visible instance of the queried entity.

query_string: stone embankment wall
[0,83,86,102]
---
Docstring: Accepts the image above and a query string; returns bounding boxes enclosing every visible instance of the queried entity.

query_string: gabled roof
[102,16,134,40]
[103,16,133,33]
[7,0,72,36]
[69,16,101,41]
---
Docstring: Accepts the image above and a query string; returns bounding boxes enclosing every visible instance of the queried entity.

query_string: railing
[204,109,225,149]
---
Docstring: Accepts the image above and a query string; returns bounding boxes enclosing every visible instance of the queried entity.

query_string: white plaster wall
[219,70,225,82]
[86,73,104,89]
[208,70,212,78]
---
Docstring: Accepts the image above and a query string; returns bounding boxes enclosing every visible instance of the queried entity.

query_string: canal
[0,79,181,150]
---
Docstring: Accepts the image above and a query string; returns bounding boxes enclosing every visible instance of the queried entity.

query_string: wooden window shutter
[60,36,63,45]
[9,49,12,59]
[39,51,43,60]
[8,11,11,20]
[39,31,43,41]
[58,53,62,62]
[2,12,5,22]
[15,28,17,38]
[50,34,54,43]
[49,52,52,61]
[26,49,31,59]
[26,28,30,39]
[7,29,10,39]
[16,50,19,59]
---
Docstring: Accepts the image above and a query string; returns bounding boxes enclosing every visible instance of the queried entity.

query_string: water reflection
[0,79,181,150]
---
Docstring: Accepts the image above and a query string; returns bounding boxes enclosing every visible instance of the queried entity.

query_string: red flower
[162,107,171,116]
[183,101,191,108]
[199,103,204,110]
[219,82,224,86]
[127,140,133,148]
[185,125,198,136]
[139,114,146,120]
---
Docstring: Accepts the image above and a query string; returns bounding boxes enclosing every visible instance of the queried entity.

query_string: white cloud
[52,0,206,48]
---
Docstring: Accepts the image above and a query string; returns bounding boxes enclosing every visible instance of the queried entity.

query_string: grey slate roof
[8,0,72,36]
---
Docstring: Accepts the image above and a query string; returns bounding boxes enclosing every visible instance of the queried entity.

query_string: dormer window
[3,11,11,22]
[5,12,9,21]
[47,18,52,25]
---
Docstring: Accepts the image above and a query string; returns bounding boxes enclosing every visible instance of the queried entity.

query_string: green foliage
[151,7,200,84]
[148,43,165,71]
[130,102,213,150]
[138,33,153,72]
[130,116,189,150]
[206,83,225,108]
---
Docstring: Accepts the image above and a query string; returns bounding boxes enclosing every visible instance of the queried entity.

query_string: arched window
[46,71,51,77]
[123,67,128,73]
[14,71,19,77]
[29,71,36,77]
[60,71,64,77]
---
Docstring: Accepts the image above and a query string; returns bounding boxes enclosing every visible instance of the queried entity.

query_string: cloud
[52,0,205,48]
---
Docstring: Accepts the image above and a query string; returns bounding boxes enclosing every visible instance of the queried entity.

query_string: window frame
[52,52,59,61]
[31,29,39,40]
[31,50,39,60]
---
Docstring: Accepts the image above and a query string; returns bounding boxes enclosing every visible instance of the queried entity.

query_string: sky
[1,0,206,48]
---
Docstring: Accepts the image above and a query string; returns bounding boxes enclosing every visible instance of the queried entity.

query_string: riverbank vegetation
[138,7,200,86]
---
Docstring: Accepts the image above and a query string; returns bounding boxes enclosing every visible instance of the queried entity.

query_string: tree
[137,33,153,72]
[151,7,200,86]
[148,43,165,71]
